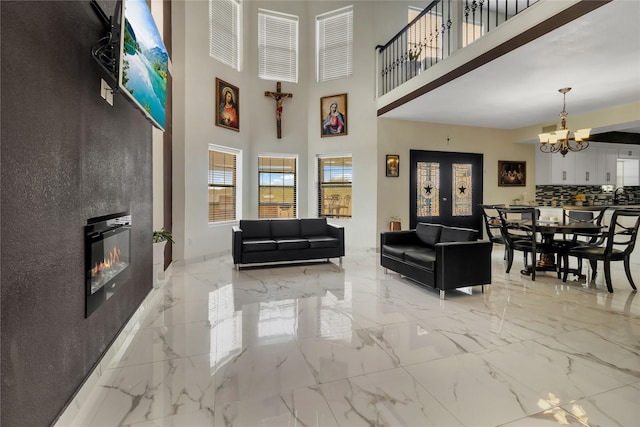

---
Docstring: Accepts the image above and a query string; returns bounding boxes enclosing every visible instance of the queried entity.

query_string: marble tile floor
[69,249,640,426]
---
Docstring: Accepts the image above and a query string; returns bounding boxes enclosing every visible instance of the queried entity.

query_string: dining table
[515,220,605,277]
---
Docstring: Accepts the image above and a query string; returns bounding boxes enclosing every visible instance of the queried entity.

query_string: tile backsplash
[535,185,640,206]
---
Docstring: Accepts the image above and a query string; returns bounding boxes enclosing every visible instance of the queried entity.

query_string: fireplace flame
[91,246,122,277]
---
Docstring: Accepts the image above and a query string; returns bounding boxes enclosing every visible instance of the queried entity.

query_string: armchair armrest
[327,223,345,256]
[232,225,243,263]
[435,240,493,290]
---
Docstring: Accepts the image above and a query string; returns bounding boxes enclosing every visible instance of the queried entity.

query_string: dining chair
[557,206,609,280]
[565,208,640,292]
[326,194,341,216]
[496,207,559,281]
[480,204,506,258]
[340,194,351,216]
[562,206,608,230]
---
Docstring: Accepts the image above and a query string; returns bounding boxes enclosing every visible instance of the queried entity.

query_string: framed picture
[215,78,239,132]
[386,154,400,177]
[498,160,526,186]
[320,93,347,137]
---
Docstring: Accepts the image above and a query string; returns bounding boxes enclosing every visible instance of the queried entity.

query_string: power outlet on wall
[100,79,114,106]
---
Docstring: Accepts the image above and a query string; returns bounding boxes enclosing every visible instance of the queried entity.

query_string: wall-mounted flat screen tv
[119,0,168,131]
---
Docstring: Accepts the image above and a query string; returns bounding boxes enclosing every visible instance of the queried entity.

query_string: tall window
[316,6,353,82]
[408,6,442,63]
[258,155,297,219]
[208,145,239,223]
[462,20,484,47]
[209,0,242,70]
[318,155,352,219]
[258,9,298,83]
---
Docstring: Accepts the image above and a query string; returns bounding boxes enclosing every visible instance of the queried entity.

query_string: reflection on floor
[67,249,640,426]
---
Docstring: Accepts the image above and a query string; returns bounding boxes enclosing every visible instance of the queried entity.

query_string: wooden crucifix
[264,82,293,139]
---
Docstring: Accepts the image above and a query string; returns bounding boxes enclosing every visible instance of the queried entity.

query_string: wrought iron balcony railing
[377,0,539,96]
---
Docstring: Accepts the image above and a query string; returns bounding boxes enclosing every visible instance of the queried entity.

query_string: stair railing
[376,0,539,96]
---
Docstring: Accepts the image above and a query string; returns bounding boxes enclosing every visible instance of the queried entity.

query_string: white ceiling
[379,0,640,133]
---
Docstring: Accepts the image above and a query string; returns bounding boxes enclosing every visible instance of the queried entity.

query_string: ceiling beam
[590,132,640,145]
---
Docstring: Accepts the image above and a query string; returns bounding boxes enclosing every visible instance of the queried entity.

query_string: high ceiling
[378,0,640,135]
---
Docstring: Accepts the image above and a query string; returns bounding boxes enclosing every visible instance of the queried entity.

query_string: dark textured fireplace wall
[1,2,153,426]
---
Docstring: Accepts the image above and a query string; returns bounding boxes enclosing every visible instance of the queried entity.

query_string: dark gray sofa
[232,218,344,269]
[380,223,493,299]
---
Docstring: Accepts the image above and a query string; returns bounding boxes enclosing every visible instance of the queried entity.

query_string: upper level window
[408,6,442,62]
[318,155,352,219]
[462,20,484,47]
[209,145,241,223]
[258,155,297,219]
[209,0,242,70]
[316,6,353,82]
[258,9,298,83]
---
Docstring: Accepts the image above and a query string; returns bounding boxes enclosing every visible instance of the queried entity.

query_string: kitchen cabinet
[618,146,639,159]
[574,150,598,185]
[536,149,576,184]
[536,142,623,185]
[597,145,618,185]
[550,153,576,184]
[535,149,552,185]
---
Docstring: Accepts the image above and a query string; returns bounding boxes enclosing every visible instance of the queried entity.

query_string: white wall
[172,1,417,261]
[376,118,537,243]
[175,1,628,261]
[304,1,391,251]
[173,0,252,262]
[246,1,311,220]
[151,0,165,231]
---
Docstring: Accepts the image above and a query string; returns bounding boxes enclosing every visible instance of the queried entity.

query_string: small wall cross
[264,82,293,139]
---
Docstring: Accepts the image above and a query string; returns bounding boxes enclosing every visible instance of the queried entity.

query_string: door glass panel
[416,161,439,217]
[452,163,472,216]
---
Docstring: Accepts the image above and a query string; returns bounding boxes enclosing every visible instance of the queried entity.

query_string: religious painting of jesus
[320,94,347,138]
[215,78,239,132]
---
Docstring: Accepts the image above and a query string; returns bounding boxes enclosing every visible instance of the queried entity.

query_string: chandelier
[538,87,591,157]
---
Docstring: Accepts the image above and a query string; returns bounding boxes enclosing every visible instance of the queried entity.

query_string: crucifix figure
[264,82,293,139]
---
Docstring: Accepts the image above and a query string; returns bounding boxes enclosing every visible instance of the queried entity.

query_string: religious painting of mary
[215,78,239,132]
[320,93,347,137]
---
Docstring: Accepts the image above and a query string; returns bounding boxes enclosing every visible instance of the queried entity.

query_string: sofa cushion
[242,239,277,252]
[404,249,437,271]
[416,223,442,247]
[307,236,339,249]
[440,226,478,243]
[240,220,272,239]
[276,238,309,250]
[382,244,426,260]
[300,218,328,237]
[271,219,300,238]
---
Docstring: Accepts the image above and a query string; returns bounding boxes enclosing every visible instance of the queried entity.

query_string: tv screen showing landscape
[119,0,168,130]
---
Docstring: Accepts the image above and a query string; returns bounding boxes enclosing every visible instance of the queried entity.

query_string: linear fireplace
[85,212,131,317]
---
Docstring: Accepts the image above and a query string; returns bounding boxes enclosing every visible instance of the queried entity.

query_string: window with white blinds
[208,145,240,223]
[318,155,352,219]
[316,6,353,82]
[209,0,241,70]
[258,9,298,83]
[258,155,297,219]
[407,6,442,62]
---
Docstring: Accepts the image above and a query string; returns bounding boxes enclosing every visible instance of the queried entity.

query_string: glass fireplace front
[85,212,131,317]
